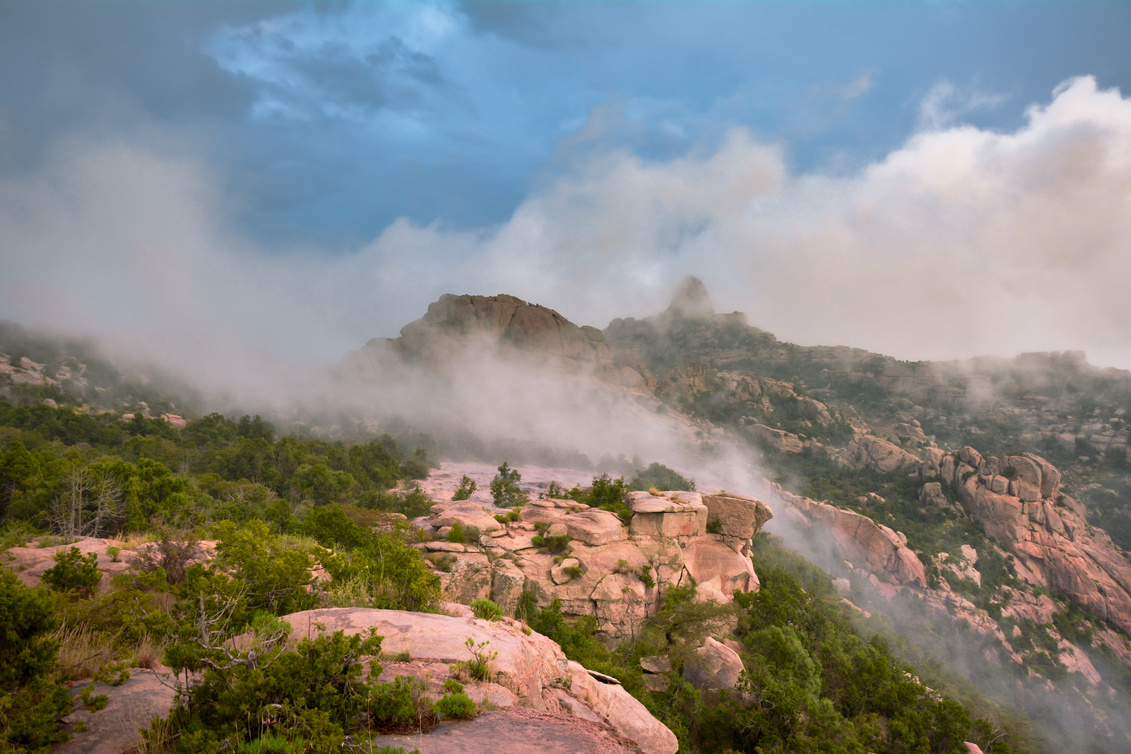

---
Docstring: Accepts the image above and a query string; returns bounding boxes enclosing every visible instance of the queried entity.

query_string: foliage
[470,598,503,621]
[629,462,694,492]
[157,617,431,751]
[530,533,571,554]
[42,546,102,597]
[0,570,73,752]
[568,473,632,522]
[490,462,526,507]
[434,688,477,720]
[452,475,476,501]
[450,638,496,683]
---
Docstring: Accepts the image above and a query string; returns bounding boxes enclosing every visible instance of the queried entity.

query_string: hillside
[4,282,1131,752]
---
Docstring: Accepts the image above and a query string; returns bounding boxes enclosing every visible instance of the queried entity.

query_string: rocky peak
[923,448,1131,635]
[662,276,716,320]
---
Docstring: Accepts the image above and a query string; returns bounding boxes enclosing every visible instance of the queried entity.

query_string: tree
[49,465,125,539]
[490,462,526,507]
[0,570,73,750]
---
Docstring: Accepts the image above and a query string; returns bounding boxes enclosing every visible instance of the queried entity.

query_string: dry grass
[113,531,159,550]
[132,633,163,670]
[55,623,120,680]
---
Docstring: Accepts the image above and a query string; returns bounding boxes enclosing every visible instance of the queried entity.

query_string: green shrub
[43,546,102,597]
[630,462,694,492]
[451,638,496,683]
[531,534,571,554]
[490,462,527,507]
[434,691,477,720]
[452,475,477,501]
[637,564,655,589]
[237,734,306,754]
[494,508,523,524]
[368,675,437,734]
[470,599,503,621]
[0,570,73,751]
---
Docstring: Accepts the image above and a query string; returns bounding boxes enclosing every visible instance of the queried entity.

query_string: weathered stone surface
[430,502,504,534]
[837,434,919,473]
[567,661,679,754]
[282,609,676,754]
[702,493,773,540]
[417,470,767,640]
[550,558,582,585]
[628,491,707,539]
[491,558,526,616]
[561,508,629,546]
[682,637,745,691]
[748,423,805,453]
[56,669,177,754]
[370,707,638,754]
[680,537,759,599]
[439,552,492,604]
[929,449,1131,636]
[640,656,672,674]
[773,485,927,589]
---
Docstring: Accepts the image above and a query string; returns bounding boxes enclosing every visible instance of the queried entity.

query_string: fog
[2,76,1130,387]
[3,72,1131,753]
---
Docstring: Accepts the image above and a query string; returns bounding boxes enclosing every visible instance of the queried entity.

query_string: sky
[1,0,1130,373]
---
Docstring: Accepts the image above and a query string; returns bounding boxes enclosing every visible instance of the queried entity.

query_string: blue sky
[2,1,1131,373]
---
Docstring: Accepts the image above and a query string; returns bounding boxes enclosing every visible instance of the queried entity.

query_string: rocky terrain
[6,278,1131,751]
[411,471,771,640]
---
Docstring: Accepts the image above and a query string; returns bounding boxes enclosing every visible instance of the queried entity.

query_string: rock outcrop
[836,434,920,473]
[414,487,773,639]
[682,636,746,691]
[56,607,677,754]
[350,293,616,372]
[285,608,678,754]
[772,484,927,589]
[923,449,1131,635]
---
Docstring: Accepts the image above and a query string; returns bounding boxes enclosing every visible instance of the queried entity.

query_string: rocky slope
[411,474,772,641]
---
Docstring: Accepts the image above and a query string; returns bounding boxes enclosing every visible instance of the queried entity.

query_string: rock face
[416,489,772,639]
[353,293,614,371]
[55,669,177,754]
[284,608,678,754]
[682,636,745,691]
[772,484,927,589]
[836,434,920,473]
[923,449,1131,635]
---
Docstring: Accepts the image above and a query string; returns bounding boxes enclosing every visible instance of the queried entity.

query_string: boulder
[490,559,527,616]
[281,608,677,754]
[627,491,707,539]
[430,502,504,534]
[682,637,745,691]
[680,537,759,598]
[702,493,773,540]
[837,435,919,473]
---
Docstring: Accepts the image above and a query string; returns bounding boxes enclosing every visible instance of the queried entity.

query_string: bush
[490,462,527,507]
[531,534,570,554]
[0,570,73,751]
[470,599,503,621]
[452,475,477,501]
[630,462,694,492]
[158,623,439,750]
[434,690,477,720]
[43,546,102,597]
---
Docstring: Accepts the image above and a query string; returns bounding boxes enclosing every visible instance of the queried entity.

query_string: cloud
[2,76,1130,402]
[917,79,1007,130]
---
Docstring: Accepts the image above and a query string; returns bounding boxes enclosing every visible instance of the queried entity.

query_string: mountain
[340,278,1131,749]
[6,280,1131,751]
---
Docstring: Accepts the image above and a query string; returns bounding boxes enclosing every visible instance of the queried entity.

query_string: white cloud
[917,79,1007,130]
[2,75,1129,395]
